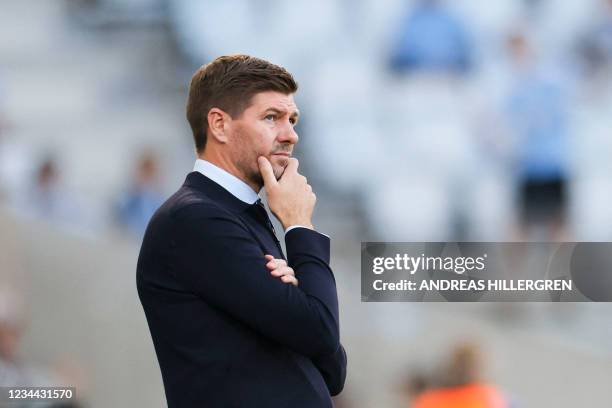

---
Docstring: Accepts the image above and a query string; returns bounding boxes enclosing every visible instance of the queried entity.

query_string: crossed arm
[171,203,346,394]
[264,249,347,395]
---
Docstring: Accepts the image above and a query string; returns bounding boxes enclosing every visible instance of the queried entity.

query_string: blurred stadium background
[1,0,611,406]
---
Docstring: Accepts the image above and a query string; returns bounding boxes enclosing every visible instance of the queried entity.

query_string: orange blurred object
[412,383,507,408]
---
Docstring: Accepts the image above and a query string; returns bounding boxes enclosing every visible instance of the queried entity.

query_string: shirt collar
[193,159,259,204]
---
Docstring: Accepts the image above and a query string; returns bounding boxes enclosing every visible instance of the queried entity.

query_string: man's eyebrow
[263,107,300,119]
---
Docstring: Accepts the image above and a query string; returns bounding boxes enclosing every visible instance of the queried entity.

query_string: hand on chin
[270,155,289,178]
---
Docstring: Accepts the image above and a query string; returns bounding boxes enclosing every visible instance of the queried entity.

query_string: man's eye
[289,118,297,126]
[265,114,276,121]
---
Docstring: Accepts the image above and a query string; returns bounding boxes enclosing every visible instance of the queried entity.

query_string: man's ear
[207,108,231,143]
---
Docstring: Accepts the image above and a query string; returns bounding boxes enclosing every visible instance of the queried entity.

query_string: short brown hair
[186,55,298,153]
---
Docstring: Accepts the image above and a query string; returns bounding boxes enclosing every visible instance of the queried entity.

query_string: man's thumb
[258,156,277,187]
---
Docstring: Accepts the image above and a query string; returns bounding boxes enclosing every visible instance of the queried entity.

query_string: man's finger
[282,158,299,176]
[281,275,298,286]
[266,258,287,269]
[270,266,294,277]
[258,156,278,188]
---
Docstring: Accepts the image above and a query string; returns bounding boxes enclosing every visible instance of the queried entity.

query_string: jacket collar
[183,171,254,214]
[192,159,259,204]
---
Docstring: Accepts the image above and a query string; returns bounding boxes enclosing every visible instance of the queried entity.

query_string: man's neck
[199,153,261,193]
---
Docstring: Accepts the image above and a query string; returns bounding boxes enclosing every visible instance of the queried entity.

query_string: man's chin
[273,164,286,180]
[270,156,289,179]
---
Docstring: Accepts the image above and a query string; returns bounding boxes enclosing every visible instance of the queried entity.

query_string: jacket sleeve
[284,227,347,394]
[170,204,340,358]
[312,344,347,396]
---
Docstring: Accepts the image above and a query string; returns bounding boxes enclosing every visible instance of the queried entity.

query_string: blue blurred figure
[389,0,474,75]
[116,151,165,238]
[504,32,571,238]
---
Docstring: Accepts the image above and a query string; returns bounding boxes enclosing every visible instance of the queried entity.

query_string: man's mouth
[272,152,291,158]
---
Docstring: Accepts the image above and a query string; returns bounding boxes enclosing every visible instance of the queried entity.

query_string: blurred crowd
[1,0,612,243]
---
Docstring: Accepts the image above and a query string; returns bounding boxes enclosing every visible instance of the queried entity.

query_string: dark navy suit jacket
[137,171,347,407]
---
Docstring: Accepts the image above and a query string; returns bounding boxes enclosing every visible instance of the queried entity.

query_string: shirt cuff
[285,225,310,234]
[285,225,329,238]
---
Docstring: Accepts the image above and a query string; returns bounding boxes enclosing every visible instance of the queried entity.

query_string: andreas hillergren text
[361,243,612,302]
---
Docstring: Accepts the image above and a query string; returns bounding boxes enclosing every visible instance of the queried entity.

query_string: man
[137,55,347,407]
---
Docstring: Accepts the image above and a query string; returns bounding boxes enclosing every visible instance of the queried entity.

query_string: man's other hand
[265,254,298,286]
[258,157,315,231]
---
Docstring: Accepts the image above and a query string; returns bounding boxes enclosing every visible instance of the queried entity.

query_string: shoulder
[165,185,226,215]
[162,186,246,231]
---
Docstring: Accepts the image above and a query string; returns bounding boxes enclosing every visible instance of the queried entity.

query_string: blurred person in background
[376,0,477,241]
[502,30,571,240]
[11,155,96,233]
[0,285,85,407]
[411,342,509,408]
[14,156,84,230]
[115,150,165,238]
[389,0,474,76]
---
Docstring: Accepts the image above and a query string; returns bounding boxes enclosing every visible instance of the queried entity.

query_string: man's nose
[278,123,299,145]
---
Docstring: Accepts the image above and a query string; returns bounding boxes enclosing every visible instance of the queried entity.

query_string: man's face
[228,91,299,189]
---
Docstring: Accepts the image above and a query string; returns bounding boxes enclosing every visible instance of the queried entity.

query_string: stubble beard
[235,148,262,189]
[241,156,286,189]
[233,128,288,189]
